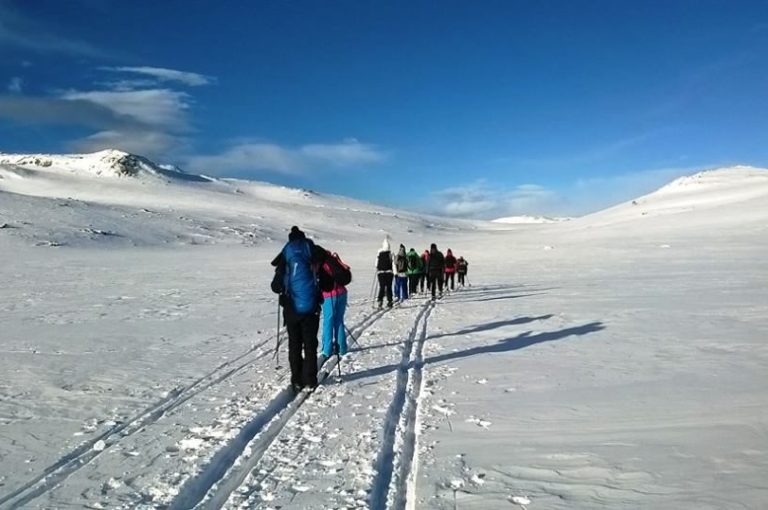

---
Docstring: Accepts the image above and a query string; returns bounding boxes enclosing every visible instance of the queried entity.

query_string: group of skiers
[271,227,469,392]
[375,238,469,308]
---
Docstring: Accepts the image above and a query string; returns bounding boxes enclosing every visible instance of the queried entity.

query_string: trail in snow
[168,307,390,510]
[0,330,282,510]
[369,300,434,509]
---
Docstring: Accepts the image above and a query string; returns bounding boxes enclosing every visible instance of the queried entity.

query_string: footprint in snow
[465,417,491,429]
[510,495,532,507]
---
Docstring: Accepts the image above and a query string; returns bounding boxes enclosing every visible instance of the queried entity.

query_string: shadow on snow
[343,321,606,384]
[427,314,554,340]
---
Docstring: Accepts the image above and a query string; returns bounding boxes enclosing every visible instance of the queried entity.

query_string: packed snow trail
[369,300,433,510]
[0,329,284,510]
[0,303,387,510]
[168,308,389,510]
[218,296,434,509]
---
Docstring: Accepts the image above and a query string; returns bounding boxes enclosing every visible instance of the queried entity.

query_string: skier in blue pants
[320,254,349,357]
[393,244,409,302]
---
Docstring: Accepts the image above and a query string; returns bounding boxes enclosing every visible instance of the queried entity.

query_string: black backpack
[325,251,352,286]
[377,250,392,271]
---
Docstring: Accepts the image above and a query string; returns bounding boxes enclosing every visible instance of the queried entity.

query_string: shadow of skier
[342,321,605,384]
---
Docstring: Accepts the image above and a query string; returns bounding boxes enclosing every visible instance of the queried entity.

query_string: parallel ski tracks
[168,306,390,510]
[0,301,386,510]
[369,299,434,510]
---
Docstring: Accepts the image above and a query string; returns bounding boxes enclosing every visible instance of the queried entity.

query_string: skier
[427,243,445,300]
[457,256,469,287]
[420,249,430,293]
[320,251,350,359]
[406,247,422,295]
[394,244,409,302]
[376,237,394,308]
[444,248,457,291]
[271,226,330,392]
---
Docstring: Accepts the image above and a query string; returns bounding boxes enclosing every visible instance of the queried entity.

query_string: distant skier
[394,244,409,302]
[271,226,330,392]
[444,248,457,291]
[457,256,469,286]
[406,247,422,295]
[427,243,445,300]
[320,251,352,359]
[376,237,394,308]
[420,249,430,293]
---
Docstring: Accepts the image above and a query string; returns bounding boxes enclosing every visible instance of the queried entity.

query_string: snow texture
[0,151,767,509]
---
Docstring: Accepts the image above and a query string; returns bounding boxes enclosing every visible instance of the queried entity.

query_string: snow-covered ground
[1,153,767,509]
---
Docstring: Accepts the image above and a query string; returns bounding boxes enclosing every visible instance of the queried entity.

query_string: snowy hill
[571,165,768,234]
[491,215,570,224]
[1,154,767,509]
[0,149,185,180]
[0,149,479,248]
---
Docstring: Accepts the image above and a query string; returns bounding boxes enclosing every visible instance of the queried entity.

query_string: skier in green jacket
[405,247,423,295]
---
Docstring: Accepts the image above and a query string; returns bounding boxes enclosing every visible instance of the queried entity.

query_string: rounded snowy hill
[0,149,483,247]
[570,165,768,236]
[0,149,183,179]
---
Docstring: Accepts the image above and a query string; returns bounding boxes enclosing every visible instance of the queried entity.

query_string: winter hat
[430,243,437,250]
[289,226,305,241]
[447,249,453,256]
[381,237,391,251]
[399,244,406,254]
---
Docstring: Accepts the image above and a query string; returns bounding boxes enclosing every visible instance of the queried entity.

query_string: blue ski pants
[394,275,409,301]
[321,292,348,356]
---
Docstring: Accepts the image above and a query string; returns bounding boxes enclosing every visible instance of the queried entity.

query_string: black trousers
[377,272,393,305]
[419,273,426,292]
[458,272,466,285]
[408,274,420,294]
[285,313,319,387]
[428,273,443,298]
[444,272,455,290]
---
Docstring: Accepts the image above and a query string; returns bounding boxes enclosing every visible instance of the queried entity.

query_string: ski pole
[344,324,360,347]
[370,271,377,300]
[273,301,281,367]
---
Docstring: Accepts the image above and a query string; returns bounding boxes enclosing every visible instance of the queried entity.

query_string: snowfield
[1,152,767,509]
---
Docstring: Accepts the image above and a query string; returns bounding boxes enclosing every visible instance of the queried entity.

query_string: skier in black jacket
[427,243,445,300]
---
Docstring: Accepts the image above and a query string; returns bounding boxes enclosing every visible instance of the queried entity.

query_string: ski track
[368,299,434,510]
[0,299,383,510]
[167,307,390,510]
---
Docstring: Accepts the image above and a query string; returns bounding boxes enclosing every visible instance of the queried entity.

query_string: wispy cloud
[431,180,560,219]
[0,2,107,57]
[0,61,214,159]
[0,88,191,158]
[187,139,386,176]
[70,129,188,157]
[60,88,192,130]
[0,95,144,130]
[99,66,214,87]
[430,164,720,219]
[7,76,22,93]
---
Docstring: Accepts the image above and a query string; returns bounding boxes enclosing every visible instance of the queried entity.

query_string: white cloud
[99,66,214,87]
[60,88,191,130]
[69,130,186,160]
[430,164,718,219]
[187,139,386,176]
[300,139,385,167]
[432,181,560,219]
[7,77,22,93]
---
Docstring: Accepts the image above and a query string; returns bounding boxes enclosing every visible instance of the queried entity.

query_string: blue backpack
[282,238,319,314]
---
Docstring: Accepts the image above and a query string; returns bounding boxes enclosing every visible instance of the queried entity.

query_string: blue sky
[1,0,767,218]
